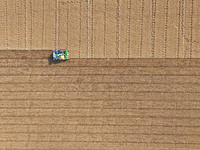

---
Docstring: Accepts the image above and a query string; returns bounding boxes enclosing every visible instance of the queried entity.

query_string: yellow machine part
[61,55,65,60]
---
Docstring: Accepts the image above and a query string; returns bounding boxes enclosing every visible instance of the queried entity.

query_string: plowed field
[0,50,199,149]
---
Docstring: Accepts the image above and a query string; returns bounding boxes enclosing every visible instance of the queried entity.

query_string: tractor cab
[53,49,69,60]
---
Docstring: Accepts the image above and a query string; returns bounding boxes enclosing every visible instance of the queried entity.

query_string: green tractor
[53,49,69,60]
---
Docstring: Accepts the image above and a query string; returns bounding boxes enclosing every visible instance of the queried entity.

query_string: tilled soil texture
[0,50,200,149]
[0,0,199,58]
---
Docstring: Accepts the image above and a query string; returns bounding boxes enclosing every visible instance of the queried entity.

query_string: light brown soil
[0,0,200,149]
[0,50,199,149]
[0,0,199,58]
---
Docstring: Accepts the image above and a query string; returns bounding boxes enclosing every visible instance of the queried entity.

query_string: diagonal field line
[189,0,194,58]
[16,0,20,49]
[25,0,27,50]
[183,0,185,58]
[117,0,120,58]
[79,1,82,58]
[42,0,45,50]
[30,0,33,50]
[4,0,8,50]
[87,0,90,58]
[103,0,107,58]
[163,0,169,58]
[139,0,144,58]
[150,0,156,58]
[177,0,181,58]
[127,0,131,58]
[56,0,59,50]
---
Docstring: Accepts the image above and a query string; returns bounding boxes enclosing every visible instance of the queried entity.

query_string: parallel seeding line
[139,0,144,58]
[127,0,131,58]
[151,0,156,57]
[189,0,194,58]
[177,0,182,58]
[163,0,169,58]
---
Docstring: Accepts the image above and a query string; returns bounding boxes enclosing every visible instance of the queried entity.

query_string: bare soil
[0,0,200,149]
[0,50,200,149]
[0,0,199,58]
